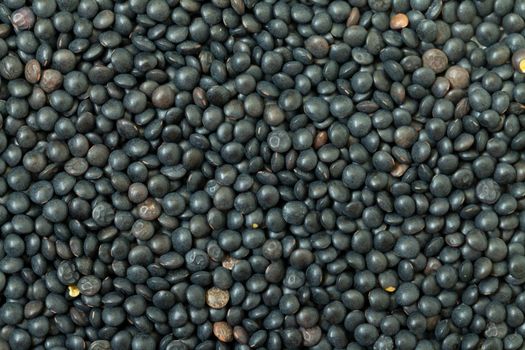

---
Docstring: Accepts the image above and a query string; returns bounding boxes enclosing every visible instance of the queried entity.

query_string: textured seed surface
[422,49,449,73]
[206,287,230,309]
[24,59,41,84]
[213,321,233,342]
[222,256,239,270]
[40,69,63,93]
[137,198,161,220]
[11,7,35,31]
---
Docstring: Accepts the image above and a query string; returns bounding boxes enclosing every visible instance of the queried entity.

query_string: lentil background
[0,0,524,349]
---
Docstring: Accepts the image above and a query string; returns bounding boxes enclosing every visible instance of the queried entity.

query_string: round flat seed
[77,276,102,296]
[24,59,41,84]
[213,321,233,342]
[206,287,230,309]
[137,198,161,221]
[40,69,63,93]
[11,7,35,31]
[422,49,449,73]
[445,66,470,89]
[476,179,501,204]
[390,14,409,29]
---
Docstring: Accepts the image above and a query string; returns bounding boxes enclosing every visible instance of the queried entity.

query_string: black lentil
[0,0,523,348]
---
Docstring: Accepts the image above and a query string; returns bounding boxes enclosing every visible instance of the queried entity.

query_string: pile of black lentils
[2,0,525,349]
